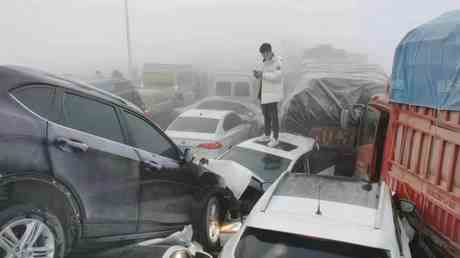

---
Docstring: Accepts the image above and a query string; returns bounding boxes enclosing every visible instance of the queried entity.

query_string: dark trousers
[261,102,279,140]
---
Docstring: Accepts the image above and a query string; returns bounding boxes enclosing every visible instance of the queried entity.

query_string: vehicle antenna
[316,179,322,215]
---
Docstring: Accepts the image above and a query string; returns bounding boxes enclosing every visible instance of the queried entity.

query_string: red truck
[363,11,460,258]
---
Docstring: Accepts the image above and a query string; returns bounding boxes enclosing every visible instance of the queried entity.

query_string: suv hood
[203,159,261,199]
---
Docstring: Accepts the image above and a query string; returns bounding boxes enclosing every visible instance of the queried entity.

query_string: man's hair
[259,43,272,53]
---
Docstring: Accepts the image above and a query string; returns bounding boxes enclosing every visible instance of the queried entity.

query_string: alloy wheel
[207,198,220,244]
[0,218,55,258]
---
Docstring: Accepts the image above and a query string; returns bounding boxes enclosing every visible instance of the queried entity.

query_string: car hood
[203,159,262,199]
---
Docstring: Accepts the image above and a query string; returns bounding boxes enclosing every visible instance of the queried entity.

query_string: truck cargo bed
[383,103,460,256]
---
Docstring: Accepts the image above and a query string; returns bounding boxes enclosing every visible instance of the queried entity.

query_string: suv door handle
[55,137,89,152]
[143,160,163,171]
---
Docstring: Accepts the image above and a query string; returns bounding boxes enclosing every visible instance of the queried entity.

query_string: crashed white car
[201,133,320,214]
[175,96,263,127]
[220,173,413,258]
[166,109,257,159]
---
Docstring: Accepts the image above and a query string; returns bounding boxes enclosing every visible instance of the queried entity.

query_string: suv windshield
[235,227,390,258]
[168,116,219,133]
[220,147,291,182]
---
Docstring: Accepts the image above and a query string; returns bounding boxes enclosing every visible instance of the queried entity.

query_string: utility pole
[124,0,134,80]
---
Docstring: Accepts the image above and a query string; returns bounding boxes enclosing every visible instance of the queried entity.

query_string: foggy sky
[1,0,458,76]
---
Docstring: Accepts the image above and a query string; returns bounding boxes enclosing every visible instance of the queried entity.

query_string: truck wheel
[0,205,66,258]
[194,194,223,252]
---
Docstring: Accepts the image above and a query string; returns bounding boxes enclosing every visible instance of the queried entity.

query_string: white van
[210,72,257,104]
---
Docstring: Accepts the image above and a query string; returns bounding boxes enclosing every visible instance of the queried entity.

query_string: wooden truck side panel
[382,103,460,254]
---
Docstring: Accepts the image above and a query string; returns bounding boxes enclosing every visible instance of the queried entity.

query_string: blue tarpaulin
[391,10,460,111]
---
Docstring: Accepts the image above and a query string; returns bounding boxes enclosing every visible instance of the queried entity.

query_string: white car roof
[236,133,315,161]
[244,174,401,255]
[178,108,232,120]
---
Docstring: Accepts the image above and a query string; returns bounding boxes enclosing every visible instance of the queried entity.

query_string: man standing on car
[253,43,284,147]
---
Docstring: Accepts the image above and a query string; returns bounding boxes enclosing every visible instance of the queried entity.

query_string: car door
[47,90,140,237]
[222,113,251,148]
[120,109,199,233]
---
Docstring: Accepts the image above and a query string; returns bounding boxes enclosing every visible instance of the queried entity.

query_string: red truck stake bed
[368,96,460,258]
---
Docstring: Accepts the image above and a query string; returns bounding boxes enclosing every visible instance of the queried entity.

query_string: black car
[0,66,232,258]
[89,78,146,112]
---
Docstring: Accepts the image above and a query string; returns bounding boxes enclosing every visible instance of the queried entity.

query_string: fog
[1,0,458,76]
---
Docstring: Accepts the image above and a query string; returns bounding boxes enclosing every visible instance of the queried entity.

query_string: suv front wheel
[0,205,66,258]
[194,194,223,252]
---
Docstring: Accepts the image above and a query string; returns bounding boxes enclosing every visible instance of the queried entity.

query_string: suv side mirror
[399,199,416,213]
[183,148,193,163]
[340,104,365,128]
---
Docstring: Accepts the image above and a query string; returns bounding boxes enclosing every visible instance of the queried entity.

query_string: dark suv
[0,66,230,258]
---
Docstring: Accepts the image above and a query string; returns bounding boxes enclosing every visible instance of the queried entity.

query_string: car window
[124,111,179,160]
[62,93,124,143]
[215,81,232,96]
[12,85,58,122]
[220,147,291,182]
[168,116,219,134]
[309,148,337,175]
[223,113,243,131]
[291,153,308,173]
[235,227,390,258]
[234,82,251,97]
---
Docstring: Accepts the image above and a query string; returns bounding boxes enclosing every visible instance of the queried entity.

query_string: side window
[223,113,243,131]
[361,107,381,145]
[215,81,232,96]
[123,111,179,160]
[292,154,308,173]
[234,82,251,97]
[12,85,58,121]
[309,148,337,175]
[62,93,124,143]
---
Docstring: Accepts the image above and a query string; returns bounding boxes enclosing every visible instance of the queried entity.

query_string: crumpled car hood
[204,159,262,199]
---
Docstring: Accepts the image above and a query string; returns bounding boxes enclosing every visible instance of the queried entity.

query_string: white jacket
[259,55,284,104]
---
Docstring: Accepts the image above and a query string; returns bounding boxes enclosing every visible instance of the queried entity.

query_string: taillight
[198,142,223,150]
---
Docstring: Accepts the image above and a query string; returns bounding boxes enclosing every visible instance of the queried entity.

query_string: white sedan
[202,133,322,215]
[166,109,256,159]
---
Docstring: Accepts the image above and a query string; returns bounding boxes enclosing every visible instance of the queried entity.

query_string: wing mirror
[183,148,193,163]
[399,199,416,213]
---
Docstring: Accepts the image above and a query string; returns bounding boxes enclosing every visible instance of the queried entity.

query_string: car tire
[194,194,223,252]
[0,204,66,258]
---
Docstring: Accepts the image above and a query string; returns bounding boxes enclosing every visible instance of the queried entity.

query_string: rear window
[168,117,219,133]
[234,82,251,97]
[235,227,390,258]
[216,81,232,96]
